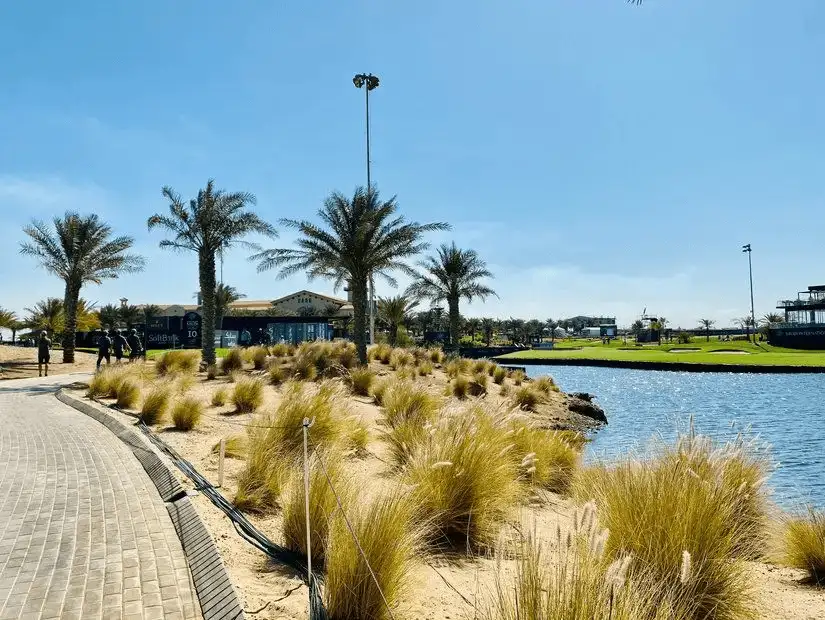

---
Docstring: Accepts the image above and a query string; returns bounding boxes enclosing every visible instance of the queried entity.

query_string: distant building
[771,284,825,349]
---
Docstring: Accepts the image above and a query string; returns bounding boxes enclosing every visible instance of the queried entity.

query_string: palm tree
[759,313,784,339]
[0,308,18,343]
[464,318,482,343]
[546,318,559,342]
[143,304,161,325]
[148,180,276,365]
[75,299,101,332]
[481,318,496,347]
[20,213,144,362]
[25,298,65,336]
[406,243,496,348]
[119,304,144,327]
[698,318,715,342]
[253,187,448,364]
[735,316,755,341]
[377,295,420,346]
[215,284,245,330]
[97,304,121,330]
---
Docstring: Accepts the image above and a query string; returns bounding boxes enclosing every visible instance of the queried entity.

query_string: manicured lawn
[499,339,825,367]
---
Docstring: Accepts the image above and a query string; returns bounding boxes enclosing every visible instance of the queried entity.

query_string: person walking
[112,329,129,363]
[37,331,51,377]
[126,329,143,363]
[96,329,112,370]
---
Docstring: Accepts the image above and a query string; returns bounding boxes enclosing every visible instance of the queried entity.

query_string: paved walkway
[0,375,201,620]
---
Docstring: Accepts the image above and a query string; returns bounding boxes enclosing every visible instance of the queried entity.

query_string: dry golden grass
[115,377,141,409]
[325,491,424,620]
[783,509,825,584]
[171,397,203,431]
[206,364,218,380]
[390,349,414,370]
[417,361,434,376]
[211,388,228,407]
[406,405,520,549]
[293,350,318,381]
[250,346,269,370]
[348,367,375,396]
[510,424,581,494]
[573,431,769,620]
[445,358,471,379]
[86,366,126,399]
[429,348,444,364]
[532,375,558,394]
[271,342,291,357]
[381,381,440,429]
[268,364,286,385]
[468,371,489,396]
[512,385,543,412]
[231,376,265,414]
[156,350,201,376]
[282,453,350,563]
[371,378,391,406]
[451,375,470,399]
[510,369,526,385]
[333,341,358,369]
[473,359,490,375]
[221,347,245,375]
[493,365,507,385]
[372,343,393,364]
[234,445,289,513]
[211,434,247,459]
[140,385,171,425]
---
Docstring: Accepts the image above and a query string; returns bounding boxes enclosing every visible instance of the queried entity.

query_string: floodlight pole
[742,244,755,342]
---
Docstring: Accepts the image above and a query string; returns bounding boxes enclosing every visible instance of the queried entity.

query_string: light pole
[353,72,380,345]
[742,243,755,342]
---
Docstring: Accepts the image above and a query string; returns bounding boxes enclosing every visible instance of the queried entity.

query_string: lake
[522,365,825,509]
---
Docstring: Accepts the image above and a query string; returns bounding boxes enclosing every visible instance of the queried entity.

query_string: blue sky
[1,0,823,329]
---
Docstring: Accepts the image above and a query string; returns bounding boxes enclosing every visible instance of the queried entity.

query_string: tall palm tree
[377,295,419,346]
[143,304,161,324]
[20,213,144,362]
[75,299,101,332]
[464,318,482,343]
[735,316,755,341]
[25,298,65,336]
[759,313,784,339]
[546,318,559,342]
[253,187,448,364]
[0,308,18,343]
[148,180,276,365]
[697,318,715,342]
[481,318,496,347]
[215,284,245,330]
[97,304,121,329]
[406,243,496,348]
[119,304,144,328]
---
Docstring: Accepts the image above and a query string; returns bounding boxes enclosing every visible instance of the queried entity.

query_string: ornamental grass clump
[171,397,203,431]
[532,375,558,394]
[371,378,391,406]
[271,342,291,357]
[510,369,526,385]
[445,357,470,379]
[492,365,507,385]
[417,361,433,376]
[325,491,424,620]
[231,376,265,413]
[86,366,121,399]
[211,434,247,459]
[406,405,520,548]
[783,509,825,584]
[451,375,470,399]
[221,347,244,375]
[510,424,581,494]
[390,349,414,370]
[206,364,218,380]
[156,350,201,376]
[333,341,358,369]
[140,385,171,425]
[268,364,285,385]
[573,430,770,620]
[429,348,444,364]
[293,349,318,381]
[233,435,289,513]
[211,388,228,407]
[282,453,350,563]
[347,366,375,396]
[468,371,488,396]
[473,359,489,375]
[512,385,543,412]
[250,346,269,370]
[381,381,440,428]
[115,377,141,409]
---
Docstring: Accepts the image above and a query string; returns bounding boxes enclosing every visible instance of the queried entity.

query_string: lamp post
[742,243,755,342]
[353,72,380,345]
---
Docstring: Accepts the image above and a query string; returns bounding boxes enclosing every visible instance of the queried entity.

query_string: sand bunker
[668,348,701,353]
[709,350,751,355]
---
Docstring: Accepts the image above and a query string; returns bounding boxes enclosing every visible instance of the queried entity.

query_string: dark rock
[571,392,595,402]
[567,395,607,424]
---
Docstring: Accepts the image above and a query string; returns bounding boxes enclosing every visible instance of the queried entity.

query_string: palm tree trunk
[199,250,217,366]
[390,323,398,346]
[448,296,460,348]
[62,281,80,364]
[352,279,368,364]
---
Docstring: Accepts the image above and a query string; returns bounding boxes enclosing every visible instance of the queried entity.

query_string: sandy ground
[0,345,99,379]
[69,354,825,620]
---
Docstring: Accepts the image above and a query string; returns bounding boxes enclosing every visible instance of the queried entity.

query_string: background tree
[25,298,65,336]
[481,318,496,347]
[697,318,716,342]
[215,284,245,330]
[406,243,496,348]
[97,304,121,330]
[20,212,144,362]
[377,295,419,346]
[464,317,481,343]
[545,318,559,342]
[148,180,276,365]
[75,299,101,332]
[254,187,447,364]
[525,319,544,344]
[735,316,755,341]
[759,313,784,339]
[630,319,644,338]
[0,308,18,343]
[118,304,143,328]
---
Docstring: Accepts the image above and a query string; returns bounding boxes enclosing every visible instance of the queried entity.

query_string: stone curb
[55,389,245,620]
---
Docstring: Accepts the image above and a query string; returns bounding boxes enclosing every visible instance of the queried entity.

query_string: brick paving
[0,375,201,620]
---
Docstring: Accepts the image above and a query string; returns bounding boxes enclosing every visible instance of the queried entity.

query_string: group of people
[94,328,144,370]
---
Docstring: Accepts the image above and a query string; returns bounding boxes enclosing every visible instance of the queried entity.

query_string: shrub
[347,366,375,396]
[231,376,265,413]
[511,424,581,494]
[492,366,507,385]
[115,378,141,409]
[156,350,201,376]
[510,369,526,385]
[532,375,557,394]
[211,434,247,459]
[250,346,269,370]
[406,405,520,548]
[140,385,171,425]
[211,388,228,407]
[171,397,203,431]
[268,364,285,385]
[282,454,350,563]
[221,347,244,375]
[677,331,693,344]
[512,386,543,411]
[325,492,423,620]
[783,509,825,584]
[451,375,469,399]
[382,382,439,428]
[573,431,769,620]
[468,372,488,397]
[206,364,218,380]
[417,361,433,376]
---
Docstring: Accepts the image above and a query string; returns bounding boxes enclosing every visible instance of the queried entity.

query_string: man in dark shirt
[97,330,112,370]
[126,329,143,363]
[37,331,51,377]
[112,329,129,363]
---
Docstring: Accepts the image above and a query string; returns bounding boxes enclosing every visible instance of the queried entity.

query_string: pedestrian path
[0,375,201,620]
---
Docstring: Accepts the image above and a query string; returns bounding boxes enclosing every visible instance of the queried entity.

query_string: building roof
[270,290,349,307]
[138,290,350,315]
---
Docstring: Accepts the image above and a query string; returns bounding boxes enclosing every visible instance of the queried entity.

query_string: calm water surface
[522,365,825,509]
